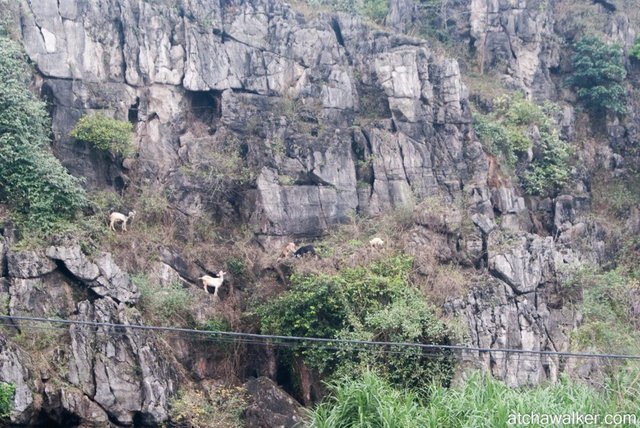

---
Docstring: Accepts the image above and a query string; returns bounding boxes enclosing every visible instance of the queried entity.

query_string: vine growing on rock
[0,36,86,232]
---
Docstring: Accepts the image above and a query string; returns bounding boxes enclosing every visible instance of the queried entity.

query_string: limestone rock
[46,245,99,282]
[6,250,57,279]
[47,245,138,304]
[69,298,174,425]
[0,334,37,425]
[243,377,307,428]
[488,235,555,294]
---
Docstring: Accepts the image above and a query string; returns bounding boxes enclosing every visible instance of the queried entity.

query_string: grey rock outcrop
[0,335,37,425]
[47,245,139,303]
[6,250,57,279]
[2,244,173,425]
[488,235,555,294]
[244,377,307,428]
[447,274,576,387]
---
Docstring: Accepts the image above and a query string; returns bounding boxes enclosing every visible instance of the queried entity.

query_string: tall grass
[310,371,430,428]
[310,369,640,428]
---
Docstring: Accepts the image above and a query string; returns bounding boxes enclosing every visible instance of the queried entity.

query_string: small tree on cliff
[570,36,627,115]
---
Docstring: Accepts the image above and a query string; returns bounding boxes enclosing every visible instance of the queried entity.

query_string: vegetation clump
[473,93,572,196]
[311,370,640,427]
[170,386,247,428]
[564,267,640,355]
[70,114,134,156]
[0,36,86,232]
[258,255,454,390]
[630,37,640,61]
[0,382,15,419]
[134,274,195,327]
[301,0,389,23]
[570,36,627,115]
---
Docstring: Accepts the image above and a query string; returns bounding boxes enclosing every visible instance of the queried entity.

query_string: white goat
[369,237,384,248]
[201,271,227,297]
[281,242,296,258]
[109,210,136,232]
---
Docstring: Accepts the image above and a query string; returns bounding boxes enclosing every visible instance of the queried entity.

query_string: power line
[3,315,640,361]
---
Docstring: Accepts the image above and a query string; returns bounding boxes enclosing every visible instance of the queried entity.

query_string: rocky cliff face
[20,0,492,238]
[1,0,639,425]
[0,239,175,425]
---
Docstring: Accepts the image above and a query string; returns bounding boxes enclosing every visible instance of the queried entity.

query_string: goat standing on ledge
[281,242,296,258]
[109,210,136,232]
[201,271,227,297]
[369,237,384,248]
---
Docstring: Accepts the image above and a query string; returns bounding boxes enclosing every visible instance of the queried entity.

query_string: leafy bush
[473,93,572,196]
[258,255,454,390]
[0,382,15,419]
[0,36,86,231]
[70,114,133,156]
[521,128,572,196]
[311,370,640,427]
[570,36,627,115]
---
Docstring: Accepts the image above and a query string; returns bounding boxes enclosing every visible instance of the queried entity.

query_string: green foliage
[631,37,640,61]
[0,382,15,419]
[303,0,389,23]
[70,114,134,156]
[134,275,194,327]
[473,93,572,196]
[570,36,627,115]
[310,371,430,428]
[521,128,572,196]
[311,370,640,427]
[0,36,86,232]
[199,318,230,332]
[225,258,246,278]
[258,255,453,389]
[564,267,640,355]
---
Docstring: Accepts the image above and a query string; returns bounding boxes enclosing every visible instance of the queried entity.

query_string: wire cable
[3,315,640,361]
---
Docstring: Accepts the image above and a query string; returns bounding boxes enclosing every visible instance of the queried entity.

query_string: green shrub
[0,382,15,419]
[521,128,572,196]
[0,36,86,232]
[473,93,572,196]
[631,37,640,61]
[570,36,627,115]
[70,114,133,156]
[258,255,453,390]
